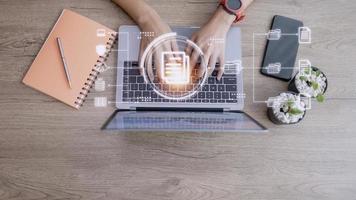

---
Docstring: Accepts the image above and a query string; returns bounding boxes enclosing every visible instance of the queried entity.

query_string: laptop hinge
[135,107,224,112]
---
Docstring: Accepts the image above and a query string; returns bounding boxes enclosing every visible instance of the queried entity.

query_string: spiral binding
[74,32,118,109]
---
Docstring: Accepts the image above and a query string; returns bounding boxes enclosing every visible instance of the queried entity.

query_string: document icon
[298,27,311,44]
[94,78,106,92]
[299,59,312,76]
[161,51,190,84]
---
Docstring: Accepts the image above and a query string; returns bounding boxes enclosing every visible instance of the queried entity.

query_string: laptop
[102,26,267,132]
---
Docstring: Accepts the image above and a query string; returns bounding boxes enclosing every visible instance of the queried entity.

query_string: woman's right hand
[111,0,178,83]
[138,14,178,82]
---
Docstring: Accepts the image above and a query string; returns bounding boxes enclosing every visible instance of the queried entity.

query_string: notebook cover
[22,9,116,109]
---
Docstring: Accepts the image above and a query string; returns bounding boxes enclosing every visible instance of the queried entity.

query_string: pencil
[56,37,72,88]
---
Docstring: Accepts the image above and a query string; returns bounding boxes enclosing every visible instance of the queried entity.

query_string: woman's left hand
[187,6,235,80]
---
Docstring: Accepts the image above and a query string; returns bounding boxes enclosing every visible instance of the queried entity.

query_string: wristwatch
[219,0,245,23]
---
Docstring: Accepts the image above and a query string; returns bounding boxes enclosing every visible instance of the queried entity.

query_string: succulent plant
[297,67,326,103]
[268,93,306,124]
[283,100,304,115]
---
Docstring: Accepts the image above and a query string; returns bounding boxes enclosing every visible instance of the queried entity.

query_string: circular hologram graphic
[140,33,208,100]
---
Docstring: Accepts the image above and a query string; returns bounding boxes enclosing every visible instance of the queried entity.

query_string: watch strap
[219,0,245,23]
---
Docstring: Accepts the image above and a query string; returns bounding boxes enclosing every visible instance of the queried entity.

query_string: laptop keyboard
[122,62,241,103]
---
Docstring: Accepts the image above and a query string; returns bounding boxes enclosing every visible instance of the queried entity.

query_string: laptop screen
[103,111,266,132]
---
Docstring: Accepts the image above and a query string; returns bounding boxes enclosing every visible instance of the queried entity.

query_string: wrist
[210,6,235,30]
[137,8,160,28]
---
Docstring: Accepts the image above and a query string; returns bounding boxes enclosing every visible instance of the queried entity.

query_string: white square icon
[161,51,190,84]
[96,44,106,56]
[94,97,107,107]
[299,59,312,76]
[267,63,281,74]
[298,27,311,44]
[267,29,281,41]
[96,29,106,37]
[267,97,278,107]
[94,78,106,92]
[301,95,312,110]
[224,60,242,75]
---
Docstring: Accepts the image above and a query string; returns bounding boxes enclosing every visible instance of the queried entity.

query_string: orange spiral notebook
[22,9,117,109]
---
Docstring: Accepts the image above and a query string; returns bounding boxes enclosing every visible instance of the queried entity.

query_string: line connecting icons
[140,33,208,100]
[252,26,312,103]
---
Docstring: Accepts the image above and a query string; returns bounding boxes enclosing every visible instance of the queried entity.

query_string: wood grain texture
[1,0,356,199]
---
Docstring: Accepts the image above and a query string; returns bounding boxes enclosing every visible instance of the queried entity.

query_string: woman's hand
[187,6,235,80]
[138,13,178,82]
[111,0,177,82]
[112,0,254,82]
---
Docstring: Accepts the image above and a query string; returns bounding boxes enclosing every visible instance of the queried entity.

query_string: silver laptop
[102,26,267,132]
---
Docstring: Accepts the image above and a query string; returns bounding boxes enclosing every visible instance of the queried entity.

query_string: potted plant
[267,92,307,125]
[288,67,327,102]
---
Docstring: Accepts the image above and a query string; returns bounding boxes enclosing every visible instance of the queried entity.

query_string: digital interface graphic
[92,28,247,107]
[254,26,313,105]
[91,25,326,110]
[161,51,190,85]
[139,33,209,100]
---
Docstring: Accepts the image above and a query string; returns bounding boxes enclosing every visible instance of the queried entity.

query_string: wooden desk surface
[1,0,356,199]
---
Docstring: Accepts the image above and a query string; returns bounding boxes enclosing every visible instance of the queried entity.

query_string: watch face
[227,0,242,10]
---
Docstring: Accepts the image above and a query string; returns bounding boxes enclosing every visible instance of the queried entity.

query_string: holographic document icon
[161,52,190,84]
[94,78,106,92]
[299,59,312,76]
[298,27,311,44]
[301,95,312,110]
